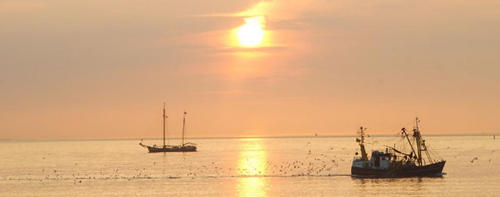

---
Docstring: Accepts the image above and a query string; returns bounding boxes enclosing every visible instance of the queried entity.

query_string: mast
[357,127,369,161]
[413,117,423,165]
[182,111,186,146]
[402,127,417,162]
[163,103,166,148]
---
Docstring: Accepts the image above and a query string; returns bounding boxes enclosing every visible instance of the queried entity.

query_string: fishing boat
[351,118,445,177]
[139,103,197,152]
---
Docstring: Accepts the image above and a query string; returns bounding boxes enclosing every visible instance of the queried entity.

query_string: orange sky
[1,0,499,139]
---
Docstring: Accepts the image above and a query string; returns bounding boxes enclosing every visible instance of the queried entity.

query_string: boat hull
[147,146,197,153]
[400,161,446,177]
[352,161,446,177]
[351,166,387,177]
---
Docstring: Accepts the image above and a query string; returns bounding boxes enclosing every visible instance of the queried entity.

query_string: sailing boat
[139,103,197,152]
[351,117,445,177]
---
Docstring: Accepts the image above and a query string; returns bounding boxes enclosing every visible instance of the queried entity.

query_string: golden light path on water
[237,138,269,197]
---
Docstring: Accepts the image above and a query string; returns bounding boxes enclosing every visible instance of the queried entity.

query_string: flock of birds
[1,140,498,184]
[1,142,353,183]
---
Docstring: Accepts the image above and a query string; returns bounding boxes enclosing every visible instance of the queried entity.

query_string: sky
[1,0,499,140]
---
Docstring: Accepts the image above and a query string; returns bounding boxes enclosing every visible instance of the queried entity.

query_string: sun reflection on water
[237,138,269,197]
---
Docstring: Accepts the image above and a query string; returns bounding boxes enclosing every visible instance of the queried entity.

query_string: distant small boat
[351,118,445,177]
[139,103,197,152]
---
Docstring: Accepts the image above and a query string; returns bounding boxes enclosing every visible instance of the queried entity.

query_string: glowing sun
[237,17,265,47]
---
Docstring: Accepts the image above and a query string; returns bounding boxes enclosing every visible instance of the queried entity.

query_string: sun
[237,17,265,47]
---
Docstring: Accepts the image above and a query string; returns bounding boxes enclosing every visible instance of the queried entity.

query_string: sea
[1,135,499,196]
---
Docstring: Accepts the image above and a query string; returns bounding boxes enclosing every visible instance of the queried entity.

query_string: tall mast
[182,111,186,146]
[163,103,166,148]
[358,127,368,161]
[414,117,423,166]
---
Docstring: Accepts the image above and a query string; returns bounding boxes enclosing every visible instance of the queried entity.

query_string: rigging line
[143,117,157,143]
[427,147,437,162]
[420,138,433,163]
[425,148,432,163]
[184,117,188,143]
[153,110,163,141]
[150,106,166,144]
[148,116,160,144]
[168,119,177,144]
[151,108,163,140]
[150,109,163,141]
[165,116,170,144]
[376,120,416,135]
[142,108,162,141]
[169,118,179,143]
[384,133,402,146]
[427,143,443,161]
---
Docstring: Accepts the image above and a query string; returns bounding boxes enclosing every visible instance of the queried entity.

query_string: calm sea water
[0,136,499,196]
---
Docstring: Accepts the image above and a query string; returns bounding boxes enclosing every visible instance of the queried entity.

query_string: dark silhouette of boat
[351,118,445,177]
[139,103,197,152]
[145,143,197,152]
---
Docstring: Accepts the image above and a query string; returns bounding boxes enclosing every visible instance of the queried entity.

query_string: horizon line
[0,133,497,142]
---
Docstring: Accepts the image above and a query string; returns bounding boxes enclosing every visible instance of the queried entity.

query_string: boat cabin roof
[371,150,392,157]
